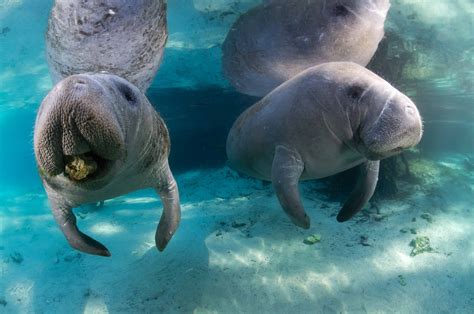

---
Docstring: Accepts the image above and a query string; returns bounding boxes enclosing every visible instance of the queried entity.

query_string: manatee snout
[35,75,125,179]
[362,92,422,160]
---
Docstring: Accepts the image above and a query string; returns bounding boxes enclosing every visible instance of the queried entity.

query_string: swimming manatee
[222,0,390,96]
[226,62,422,227]
[34,73,180,256]
[46,0,167,92]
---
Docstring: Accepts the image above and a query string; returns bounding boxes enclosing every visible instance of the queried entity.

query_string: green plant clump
[410,236,434,256]
[304,234,321,245]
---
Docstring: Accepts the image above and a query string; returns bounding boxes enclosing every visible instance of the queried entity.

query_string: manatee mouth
[63,151,115,183]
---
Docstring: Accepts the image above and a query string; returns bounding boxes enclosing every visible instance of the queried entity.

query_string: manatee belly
[227,129,365,182]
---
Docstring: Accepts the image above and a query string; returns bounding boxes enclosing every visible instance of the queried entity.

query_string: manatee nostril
[73,79,88,89]
[332,5,349,17]
[405,105,415,115]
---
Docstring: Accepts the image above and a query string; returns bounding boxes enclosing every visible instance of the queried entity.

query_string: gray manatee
[46,0,167,92]
[34,73,180,256]
[226,62,422,227]
[222,0,390,97]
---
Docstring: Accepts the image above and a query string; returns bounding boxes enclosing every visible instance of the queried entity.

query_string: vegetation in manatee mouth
[64,153,99,181]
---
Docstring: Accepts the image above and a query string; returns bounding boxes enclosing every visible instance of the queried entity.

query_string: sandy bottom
[1,153,473,313]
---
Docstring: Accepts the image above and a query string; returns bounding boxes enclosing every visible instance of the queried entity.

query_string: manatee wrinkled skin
[223,0,391,96]
[226,62,422,227]
[46,0,167,92]
[34,73,180,257]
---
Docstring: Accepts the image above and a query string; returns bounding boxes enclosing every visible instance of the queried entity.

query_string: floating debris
[10,252,23,264]
[420,213,434,223]
[64,252,82,262]
[463,156,474,171]
[0,27,10,36]
[401,227,418,234]
[410,236,434,256]
[359,235,370,247]
[83,288,98,298]
[303,234,321,245]
[77,212,87,219]
[398,275,407,286]
[372,213,387,222]
[231,220,246,228]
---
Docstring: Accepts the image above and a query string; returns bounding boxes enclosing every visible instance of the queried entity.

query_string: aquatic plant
[303,234,321,245]
[410,236,434,256]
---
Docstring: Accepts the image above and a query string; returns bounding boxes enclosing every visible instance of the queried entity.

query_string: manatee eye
[332,4,349,17]
[346,86,364,100]
[117,83,136,104]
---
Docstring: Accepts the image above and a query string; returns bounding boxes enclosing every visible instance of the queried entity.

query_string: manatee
[222,0,391,96]
[226,62,422,227]
[46,0,167,92]
[34,73,180,256]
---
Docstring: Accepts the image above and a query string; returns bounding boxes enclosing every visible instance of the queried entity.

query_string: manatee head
[304,62,422,161]
[337,62,422,160]
[34,73,146,187]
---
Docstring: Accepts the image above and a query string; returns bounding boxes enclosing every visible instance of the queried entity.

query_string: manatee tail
[48,194,111,257]
[155,162,181,251]
[337,160,380,222]
[271,145,310,229]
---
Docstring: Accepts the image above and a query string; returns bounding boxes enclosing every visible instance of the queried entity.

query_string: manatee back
[46,0,167,92]
[226,66,332,178]
[222,0,389,96]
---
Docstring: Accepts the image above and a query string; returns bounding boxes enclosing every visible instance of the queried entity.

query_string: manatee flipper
[48,195,111,257]
[271,145,310,229]
[337,160,380,222]
[154,162,181,251]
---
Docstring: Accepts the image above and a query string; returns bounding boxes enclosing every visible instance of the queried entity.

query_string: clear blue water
[1,1,473,313]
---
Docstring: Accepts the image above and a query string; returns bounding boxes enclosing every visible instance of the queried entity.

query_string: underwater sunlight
[0,0,473,313]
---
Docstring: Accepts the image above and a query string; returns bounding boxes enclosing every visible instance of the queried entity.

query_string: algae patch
[304,234,321,245]
[400,228,417,234]
[410,236,434,256]
[420,213,434,223]
[65,155,98,180]
[398,275,407,286]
